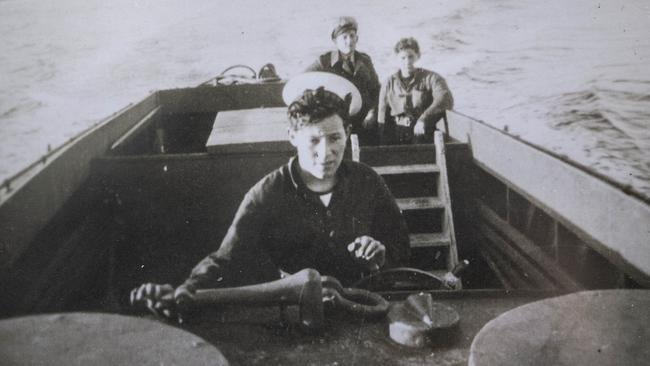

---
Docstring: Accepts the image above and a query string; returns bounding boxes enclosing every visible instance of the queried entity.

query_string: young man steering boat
[131,74,410,319]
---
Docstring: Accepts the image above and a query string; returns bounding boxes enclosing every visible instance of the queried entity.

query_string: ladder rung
[396,197,445,211]
[373,164,440,175]
[409,232,451,248]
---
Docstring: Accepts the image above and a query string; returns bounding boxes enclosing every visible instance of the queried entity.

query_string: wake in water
[543,80,650,193]
[436,0,650,197]
[1,0,649,198]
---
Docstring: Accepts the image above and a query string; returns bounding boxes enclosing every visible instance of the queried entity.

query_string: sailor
[131,75,410,319]
[305,16,381,146]
[378,37,454,144]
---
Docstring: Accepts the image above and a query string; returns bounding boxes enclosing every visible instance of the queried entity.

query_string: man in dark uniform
[130,81,410,319]
[306,16,381,145]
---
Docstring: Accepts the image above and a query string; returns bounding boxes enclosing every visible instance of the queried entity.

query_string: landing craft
[0,66,648,365]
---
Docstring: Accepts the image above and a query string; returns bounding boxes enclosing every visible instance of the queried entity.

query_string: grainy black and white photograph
[1,0,648,365]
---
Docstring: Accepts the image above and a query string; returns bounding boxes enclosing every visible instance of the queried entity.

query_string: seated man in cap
[131,81,410,319]
[306,16,381,146]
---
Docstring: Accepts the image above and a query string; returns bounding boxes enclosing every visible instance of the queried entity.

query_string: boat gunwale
[2,83,649,289]
[449,110,650,206]
[447,110,650,287]
[0,91,160,273]
[3,86,647,205]
[0,92,159,200]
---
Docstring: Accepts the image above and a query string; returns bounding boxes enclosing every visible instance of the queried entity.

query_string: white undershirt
[319,192,333,206]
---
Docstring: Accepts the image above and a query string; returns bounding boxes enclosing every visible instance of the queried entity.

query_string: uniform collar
[330,50,356,67]
[287,156,350,198]
[288,156,302,190]
[395,68,422,90]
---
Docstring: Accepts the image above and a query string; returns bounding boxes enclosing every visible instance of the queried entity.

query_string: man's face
[397,49,419,74]
[289,114,349,180]
[334,30,358,55]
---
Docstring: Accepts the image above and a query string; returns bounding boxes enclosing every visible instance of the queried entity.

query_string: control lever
[441,259,470,290]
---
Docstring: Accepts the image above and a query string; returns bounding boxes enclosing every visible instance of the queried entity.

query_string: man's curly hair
[287,86,351,130]
[394,37,420,56]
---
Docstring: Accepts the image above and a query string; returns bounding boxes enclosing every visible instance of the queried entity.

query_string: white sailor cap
[282,72,362,117]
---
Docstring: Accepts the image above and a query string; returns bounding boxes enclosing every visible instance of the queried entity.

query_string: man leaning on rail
[130,76,410,320]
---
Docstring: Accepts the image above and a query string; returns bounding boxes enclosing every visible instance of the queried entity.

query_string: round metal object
[0,312,229,366]
[388,293,459,348]
[469,290,650,366]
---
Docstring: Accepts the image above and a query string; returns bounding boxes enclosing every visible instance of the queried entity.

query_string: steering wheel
[199,65,257,86]
[352,267,447,292]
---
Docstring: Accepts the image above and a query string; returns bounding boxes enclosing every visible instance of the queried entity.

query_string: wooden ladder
[351,131,460,280]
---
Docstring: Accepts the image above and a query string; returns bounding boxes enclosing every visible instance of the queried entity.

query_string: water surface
[1,0,648,196]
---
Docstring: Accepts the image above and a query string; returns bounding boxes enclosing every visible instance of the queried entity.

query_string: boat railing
[446,110,650,288]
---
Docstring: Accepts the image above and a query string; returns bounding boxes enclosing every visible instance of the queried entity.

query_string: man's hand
[442,272,462,290]
[347,235,386,272]
[413,120,426,136]
[130,283,176,319]
[173,283,196,311]
[130,283,196,322]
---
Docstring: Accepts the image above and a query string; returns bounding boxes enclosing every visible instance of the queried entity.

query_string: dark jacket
[306,50,381,122]
[182,157,410,288]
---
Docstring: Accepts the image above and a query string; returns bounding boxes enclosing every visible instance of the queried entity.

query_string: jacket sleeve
[181,183,271,289]
[360,53,381,116]
[377,78,390,124]
[363,55,381,112]
[418,73,454,126]
[371,175,411,267]
[305,56,325,72]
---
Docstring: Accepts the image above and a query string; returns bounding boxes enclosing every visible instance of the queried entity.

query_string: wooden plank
[479,247,514,290]
[447,110,650,287]
[210,108,287,128]
[0,93,159,273]
[479,243,533,290]
[396,197,444,211]
[409,232,451,248]
[207,141,293,154]
[158,82,286,114]
[478,222,557,291]
[110,106,161,151]
[359,144,436,166]
[435,131,459,270]
[373,164,439,175]
[478,201,582,291]
[206,107,289,153]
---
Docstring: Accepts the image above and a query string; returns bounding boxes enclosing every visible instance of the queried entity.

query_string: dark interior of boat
[1,82,641,319]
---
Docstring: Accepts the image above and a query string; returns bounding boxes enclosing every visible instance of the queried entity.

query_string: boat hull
[0,82,647,318]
